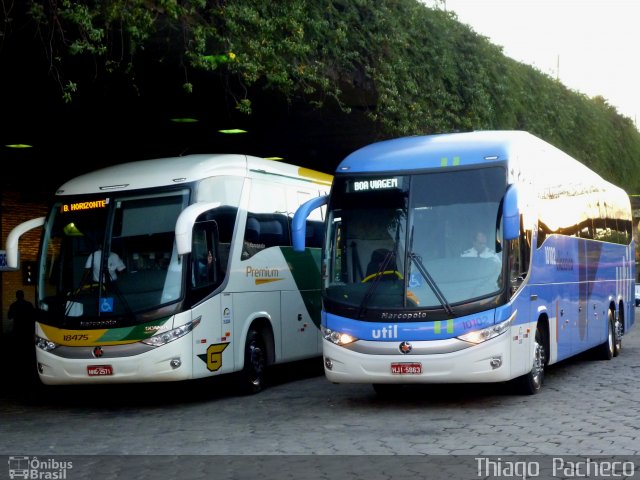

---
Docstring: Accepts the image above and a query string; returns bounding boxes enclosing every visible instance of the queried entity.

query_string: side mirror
[292,195,328,252]
[175,202,221,255]
[503,185,520,240]
[5,217,46,269]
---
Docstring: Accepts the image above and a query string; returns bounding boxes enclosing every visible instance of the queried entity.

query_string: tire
[236,329,267,395]
[613,310,622,357]
[513,325,545,395]
[596,312,615,361]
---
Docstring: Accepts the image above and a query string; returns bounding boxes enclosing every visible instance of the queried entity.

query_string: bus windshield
[324,166,507,317]
[38,190,191,324]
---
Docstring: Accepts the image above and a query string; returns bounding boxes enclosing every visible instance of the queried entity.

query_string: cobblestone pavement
[1,314,639,464]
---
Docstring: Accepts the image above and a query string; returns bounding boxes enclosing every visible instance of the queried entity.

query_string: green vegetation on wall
[18,0,640,192]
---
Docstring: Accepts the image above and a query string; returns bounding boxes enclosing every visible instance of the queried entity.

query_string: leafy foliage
[13,0,640,192]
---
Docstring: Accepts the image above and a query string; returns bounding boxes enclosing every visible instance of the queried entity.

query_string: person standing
[8,289,34,339]
[8,289,38,384]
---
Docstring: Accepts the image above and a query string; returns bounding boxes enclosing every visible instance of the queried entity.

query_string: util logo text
[372,324,398,339]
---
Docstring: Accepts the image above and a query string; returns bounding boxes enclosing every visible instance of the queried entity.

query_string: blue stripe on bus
[323,310,498,341]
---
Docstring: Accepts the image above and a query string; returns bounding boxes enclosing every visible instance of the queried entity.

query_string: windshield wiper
[407,226,454,317]
[409,252,454,317]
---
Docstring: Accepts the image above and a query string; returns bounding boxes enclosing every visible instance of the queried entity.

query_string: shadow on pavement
[0,333,324,408]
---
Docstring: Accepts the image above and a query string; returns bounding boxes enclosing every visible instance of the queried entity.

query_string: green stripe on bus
[280,246,322,328]
[434,319,454,334]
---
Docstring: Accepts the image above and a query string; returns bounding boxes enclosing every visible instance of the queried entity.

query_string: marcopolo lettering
[381,311,429,320]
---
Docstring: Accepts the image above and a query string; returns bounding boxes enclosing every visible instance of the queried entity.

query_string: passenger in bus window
[461,231,500,262]
[193,250,214,287]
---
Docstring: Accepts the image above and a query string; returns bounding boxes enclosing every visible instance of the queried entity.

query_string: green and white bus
[5,154,332,392]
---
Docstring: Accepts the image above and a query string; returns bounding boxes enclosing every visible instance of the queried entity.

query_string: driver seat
[366,248,396,278]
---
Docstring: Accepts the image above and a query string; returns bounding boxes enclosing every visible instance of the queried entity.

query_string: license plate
[87,365,113,376]
[390,362,422,374]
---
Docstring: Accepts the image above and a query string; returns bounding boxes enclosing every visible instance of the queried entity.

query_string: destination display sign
[60,198,110,213]
[347,177,404,193]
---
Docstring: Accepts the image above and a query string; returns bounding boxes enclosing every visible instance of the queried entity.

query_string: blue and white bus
[292,130,635,395]
[5,154,331,392]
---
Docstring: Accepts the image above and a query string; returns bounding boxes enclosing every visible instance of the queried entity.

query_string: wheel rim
[614,316,623,353]
[248,343,265,386]
[607,317,615,356]
[530,338,545,389]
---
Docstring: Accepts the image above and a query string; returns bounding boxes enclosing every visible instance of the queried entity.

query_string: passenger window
[242,216,265,260]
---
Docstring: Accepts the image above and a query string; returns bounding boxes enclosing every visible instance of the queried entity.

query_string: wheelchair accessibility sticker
[409,272,422,288]
[100,297,114,313]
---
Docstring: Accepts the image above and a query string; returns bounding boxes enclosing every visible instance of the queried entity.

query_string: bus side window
[260,217,289,247]
[242,216,265,260]
[305,220,324,248]
[191,220,219,290]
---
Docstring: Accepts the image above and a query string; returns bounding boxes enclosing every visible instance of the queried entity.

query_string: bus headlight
[35,335,58,352]
[457,317,512,344]
[321,325,357,346]
[141,317,201,347]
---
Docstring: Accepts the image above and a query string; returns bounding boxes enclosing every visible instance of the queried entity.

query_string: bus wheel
[596,313,615,361]
[613,310,622,357]
[514,326,545,395]
[237,329,267,395]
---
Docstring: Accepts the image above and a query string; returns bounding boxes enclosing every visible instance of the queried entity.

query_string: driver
[461,231,500,262]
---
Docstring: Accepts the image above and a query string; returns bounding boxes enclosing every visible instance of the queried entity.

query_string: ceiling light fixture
[170,118,199,123]
[218,129,247,134]
[5,144,33,148]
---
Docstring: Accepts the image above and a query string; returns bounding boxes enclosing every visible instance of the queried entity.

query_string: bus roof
[335,130,629,195]
[337,130,578,174]
[55,154,332,195]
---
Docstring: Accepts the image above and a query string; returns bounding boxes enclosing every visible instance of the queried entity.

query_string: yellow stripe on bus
[40,323,136,347]
[297,167,333,186]
[255,278,284,285]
